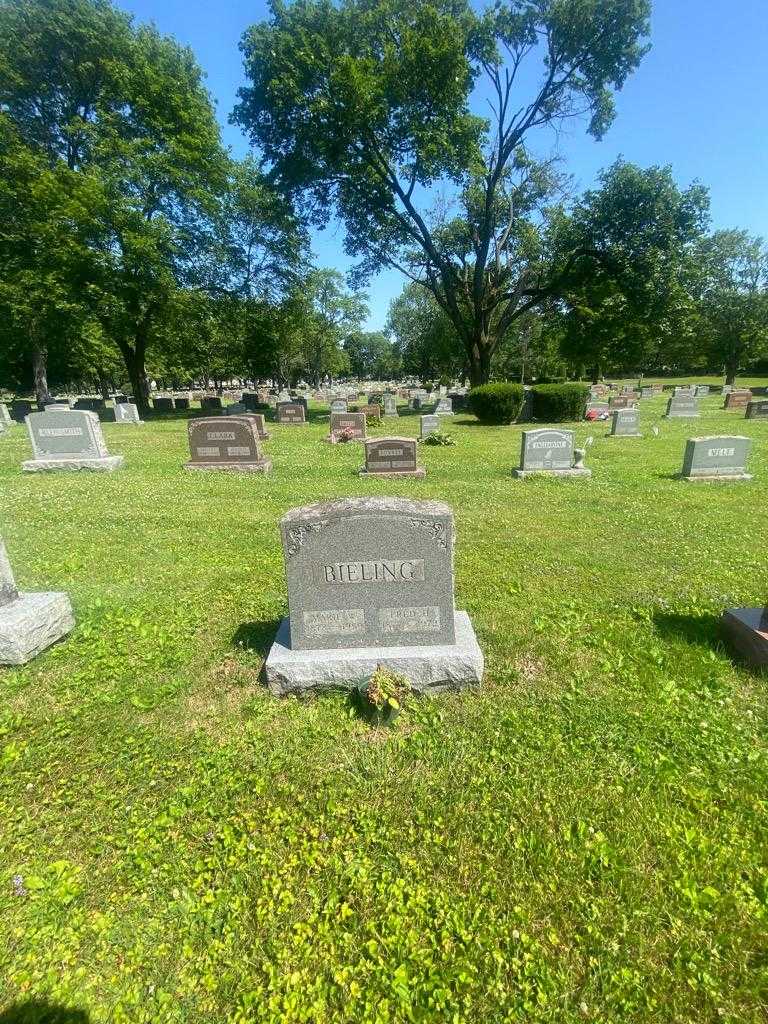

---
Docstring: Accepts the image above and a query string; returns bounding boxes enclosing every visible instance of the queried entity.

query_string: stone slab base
[359,467,427,478]
[265,610,483,696]
[721,608,768,667]
[22,456,124,472]
[664,414,701,419]
[606,433,642,438]
[680,473,752,483]
[0,591,75,665]
[184,459,272,473]
[512,468,592,479]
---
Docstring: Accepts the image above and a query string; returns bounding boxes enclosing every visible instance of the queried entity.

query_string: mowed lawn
[1,392,767,1024]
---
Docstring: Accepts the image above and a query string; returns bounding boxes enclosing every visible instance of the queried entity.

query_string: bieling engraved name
[322,559,425,585]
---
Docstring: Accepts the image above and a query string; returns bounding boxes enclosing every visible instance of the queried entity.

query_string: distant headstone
[680,435,752,482]
[201,396,223,411]
[264,497,484,694]
[746,400,768,419]
[11,401,34,423]
[585,401,610,419]
[362,404,382,421]
[225,402,247,415]
[277,390,292,404]
[721,606,768,667]
[513,428,591,478]
[114,402,142,424]
[361,437,425,478]
[0,537,74,665]
[435,396,453,416]
[330,399,348,414]
[175,397,190,411]
[674,386,695,398]
[665,395,700,418]
[277,402,306,425]
[695,384,710,397]
[184,416,271,473]
[420,414,440,438]
[608,396,634,410]
[724,389,752,410]
[73,397,106,412]
[23,409,124,472]
[329,411,366,442]
[0,404,11,426]
[152,396,175,412]
[609,407,642,437]
[383,395,398,417]
[640,387,654,399]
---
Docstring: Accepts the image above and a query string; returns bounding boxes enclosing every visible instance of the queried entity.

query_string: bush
[420,430,455,446]
[530,383,590,422]
[468,382,524,424]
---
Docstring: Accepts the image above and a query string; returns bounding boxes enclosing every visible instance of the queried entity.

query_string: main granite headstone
[184,416,271,473]
[513,429,591,478]
[23,410,123,472]
[724,389,752,410]
[665,395,700,418]
[679,435,752,482]
[0,537,74,665]
[361,437,425,478]
[264,497,484,694]
[721,606,768,667]
[329,411,366,442]
[420,414,440,438]
[746,400,768,419]
[114,402,142,424]
[609,407,642,437]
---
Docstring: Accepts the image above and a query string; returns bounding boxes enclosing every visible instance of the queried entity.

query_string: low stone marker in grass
[264,497,484,695]
[721,606,768,667]
[328,411,366,443]
[383,395,398,417]
[435,396,454,416]
[724,389,752,410]
[330,398,348,414]
[0,537,74,665]
[665,395,700,418]
[609,407,642,437]
[746,400,768,419]
[276,402,306,425]
[513,428,591,478]
[23,409,124,472]
[679,435,752,482]
[420,414,440,438]
[361,437,425,478]
[114,402,142,424]
[184,416,271,473]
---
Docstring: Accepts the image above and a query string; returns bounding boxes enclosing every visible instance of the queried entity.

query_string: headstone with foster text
[361,437,425,478]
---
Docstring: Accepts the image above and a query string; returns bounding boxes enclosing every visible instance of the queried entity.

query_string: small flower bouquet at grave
[420,430,455,446]
[355,666,410,727]
[333,426,357,443]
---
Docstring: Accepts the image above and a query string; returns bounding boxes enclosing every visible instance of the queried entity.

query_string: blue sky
[122,0,768,330]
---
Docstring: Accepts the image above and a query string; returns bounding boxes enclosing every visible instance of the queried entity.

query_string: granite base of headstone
[264,497,484,695]
[184,416,272,473]
[360,437,426,478]
[679,436,752,482]
[22,410,124,472]
[721,607,768,667]
[0,539,74,665]
[512,429,591,478]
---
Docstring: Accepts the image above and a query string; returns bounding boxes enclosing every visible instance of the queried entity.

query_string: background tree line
[1,0,767,411]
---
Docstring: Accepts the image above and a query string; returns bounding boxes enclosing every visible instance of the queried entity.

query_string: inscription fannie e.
[323,558,425,584]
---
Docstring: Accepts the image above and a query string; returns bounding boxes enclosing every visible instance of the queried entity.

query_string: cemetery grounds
[1,384,767,1023]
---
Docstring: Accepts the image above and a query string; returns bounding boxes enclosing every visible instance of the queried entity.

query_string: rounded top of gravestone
[364,436,413,446]
[281,496,452,525]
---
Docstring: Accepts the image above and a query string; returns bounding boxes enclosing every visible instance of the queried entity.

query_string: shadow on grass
[233,617,283,658]
[0,1001,90,1024]
[651,610,724,650]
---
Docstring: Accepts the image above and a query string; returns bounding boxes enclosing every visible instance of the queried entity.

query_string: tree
[344,331,399,380]
[234,0,650,384]
[387,283,465,382]
[0,0,227,412]
[300,269,367,388]
[553,162,710,379]
[694,231,768,386]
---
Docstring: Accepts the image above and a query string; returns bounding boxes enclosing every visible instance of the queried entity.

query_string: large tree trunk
[724,361,738,387]
[467,337,493,387]
[31,336,52,406]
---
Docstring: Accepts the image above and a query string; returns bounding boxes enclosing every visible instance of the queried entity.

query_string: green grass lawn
[1,394,767,1024]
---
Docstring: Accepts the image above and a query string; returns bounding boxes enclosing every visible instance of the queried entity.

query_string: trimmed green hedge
[530,383,590,422]
[468,382,524,424]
